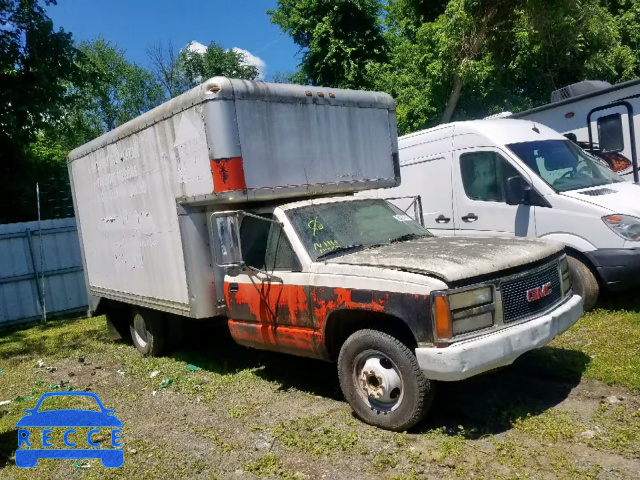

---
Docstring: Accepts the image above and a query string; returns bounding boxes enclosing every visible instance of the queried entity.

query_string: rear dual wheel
[338,329,434,431]
[130,308,165,356]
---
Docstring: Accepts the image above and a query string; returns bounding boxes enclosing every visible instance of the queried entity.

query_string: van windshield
[286,199,431,261]
[507,140,622,192]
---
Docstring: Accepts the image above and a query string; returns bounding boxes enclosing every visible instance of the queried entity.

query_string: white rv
[372,118,640,310]
[508,79,640,182]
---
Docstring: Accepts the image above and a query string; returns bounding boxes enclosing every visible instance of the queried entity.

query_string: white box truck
[373,118,640,311]
[68,78,582,430]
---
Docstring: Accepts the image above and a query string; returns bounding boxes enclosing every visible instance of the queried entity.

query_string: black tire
[130,308,166,356]
[568,256,599,311]
[337,329,434,431]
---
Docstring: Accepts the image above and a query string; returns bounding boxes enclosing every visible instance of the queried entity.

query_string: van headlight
[603,215,640,241]
[432,286,495,342]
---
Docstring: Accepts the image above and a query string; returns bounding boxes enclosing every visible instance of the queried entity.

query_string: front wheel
[338,329,434,431]
[567,256,599,311]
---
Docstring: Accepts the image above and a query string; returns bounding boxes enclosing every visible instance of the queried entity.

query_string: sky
[45,0,300,81]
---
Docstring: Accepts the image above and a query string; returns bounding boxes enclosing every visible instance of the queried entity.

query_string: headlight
[603,215,640,241]
[432,286,495,342]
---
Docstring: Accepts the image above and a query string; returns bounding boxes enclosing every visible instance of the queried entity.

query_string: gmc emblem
[527,282,552,302]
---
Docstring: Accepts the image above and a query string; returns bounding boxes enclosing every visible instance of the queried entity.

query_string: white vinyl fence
[0,217,88,329]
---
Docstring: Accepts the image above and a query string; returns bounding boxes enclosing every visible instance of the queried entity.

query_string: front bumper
[584,248,640,291]
[415,294,583,381]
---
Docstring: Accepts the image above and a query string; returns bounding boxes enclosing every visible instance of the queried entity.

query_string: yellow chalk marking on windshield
[308,217,324,235]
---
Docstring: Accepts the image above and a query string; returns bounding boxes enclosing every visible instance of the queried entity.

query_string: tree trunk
[440,75,463,124]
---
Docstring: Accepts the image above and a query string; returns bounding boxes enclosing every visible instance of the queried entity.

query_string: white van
[372,118,640,309]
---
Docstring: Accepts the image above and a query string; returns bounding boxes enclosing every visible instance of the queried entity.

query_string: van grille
[501,264,562,324]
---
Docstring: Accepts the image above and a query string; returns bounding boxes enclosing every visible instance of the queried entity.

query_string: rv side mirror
[505,176,531,206]
[210,212,244,276]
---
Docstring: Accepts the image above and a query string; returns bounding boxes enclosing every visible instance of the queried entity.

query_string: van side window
[265,225,295,271]
[460,152,523,203]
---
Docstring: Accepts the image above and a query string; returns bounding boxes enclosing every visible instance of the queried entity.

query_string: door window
[460,151,523,203]
[265,225,295,271]
[240,215,271,269]
[240,214,296,271]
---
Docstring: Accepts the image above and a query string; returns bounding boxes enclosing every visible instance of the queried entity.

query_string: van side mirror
[210,212,244,276]
[505,176,531,206]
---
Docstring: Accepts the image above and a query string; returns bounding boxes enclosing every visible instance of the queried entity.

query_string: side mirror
[505,176,531,206]
[210,212,244,276]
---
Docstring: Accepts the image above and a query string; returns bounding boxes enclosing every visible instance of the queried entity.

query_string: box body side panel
[70,105,215,315]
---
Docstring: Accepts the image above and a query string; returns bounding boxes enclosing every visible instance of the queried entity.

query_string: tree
[268,0,387,88]
[0,0,86,223]
[374,0,639,134]
[77,37,165,131]
[146,40,187,98]
[179,42,260,89]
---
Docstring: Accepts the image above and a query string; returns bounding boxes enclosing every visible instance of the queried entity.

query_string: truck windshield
[507,140,623,192]
[286,199,431,261]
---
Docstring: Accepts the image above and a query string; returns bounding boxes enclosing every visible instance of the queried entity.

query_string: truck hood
[560,182,640,216]
[327,236,563,283]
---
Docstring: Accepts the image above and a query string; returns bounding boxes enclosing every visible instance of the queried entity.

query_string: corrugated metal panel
[0,217,88,329]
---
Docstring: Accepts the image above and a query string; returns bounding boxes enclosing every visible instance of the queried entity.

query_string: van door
[223,214,317,357]
[453,147,536,237]
[394,155,456,235]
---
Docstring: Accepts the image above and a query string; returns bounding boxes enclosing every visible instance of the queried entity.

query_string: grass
[550,307,640,391]
[273,414,364,457]
[0,303,639,478]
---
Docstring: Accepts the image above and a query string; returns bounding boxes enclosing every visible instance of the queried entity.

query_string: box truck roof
[68,77,400,204]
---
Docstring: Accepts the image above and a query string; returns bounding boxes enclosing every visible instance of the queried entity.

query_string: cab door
[223,214,318,357]
[453,147,537,237]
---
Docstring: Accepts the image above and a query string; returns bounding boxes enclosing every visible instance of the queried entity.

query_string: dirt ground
[0,310,639,479]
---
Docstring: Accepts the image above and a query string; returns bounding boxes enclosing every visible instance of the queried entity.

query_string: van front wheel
[568,256,599,311]
[338,329,433,431]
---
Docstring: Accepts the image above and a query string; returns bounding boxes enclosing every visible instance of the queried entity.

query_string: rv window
[459,151,523,203]
[597,113,624,153]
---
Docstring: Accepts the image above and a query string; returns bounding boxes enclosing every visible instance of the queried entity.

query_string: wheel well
[564,247,601,285]
[324,310,417,361]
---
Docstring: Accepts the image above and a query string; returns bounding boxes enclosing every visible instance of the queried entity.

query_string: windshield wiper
[388,233,423,244]
[316,244,364,260]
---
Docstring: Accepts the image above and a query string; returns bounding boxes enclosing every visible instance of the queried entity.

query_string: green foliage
[269,0,387,88]
[0,0,86,223]
[179,42,260,91]
[77,37,165,131]
[274,0,640,134]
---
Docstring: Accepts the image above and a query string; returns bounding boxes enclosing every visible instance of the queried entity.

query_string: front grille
[501,264,562,324]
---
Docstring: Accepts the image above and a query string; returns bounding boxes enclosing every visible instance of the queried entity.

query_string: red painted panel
[211,157,247,192]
